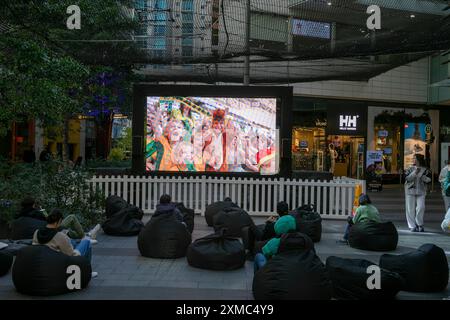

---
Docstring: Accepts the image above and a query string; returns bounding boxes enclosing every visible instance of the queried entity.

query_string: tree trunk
[95,113,113,159]
[63,115,71,161]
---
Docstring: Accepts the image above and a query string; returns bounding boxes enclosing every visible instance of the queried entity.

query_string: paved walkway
[368,184,447,223]
[0,214,449,300]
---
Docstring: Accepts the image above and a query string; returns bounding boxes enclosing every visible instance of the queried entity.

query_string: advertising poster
[366,150,383,190]
[404,122,427,170]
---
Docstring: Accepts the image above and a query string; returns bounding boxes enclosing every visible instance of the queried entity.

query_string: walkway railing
[89,175,366,220]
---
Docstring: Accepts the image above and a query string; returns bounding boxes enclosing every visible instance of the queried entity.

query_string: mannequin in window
[329,143,338,174]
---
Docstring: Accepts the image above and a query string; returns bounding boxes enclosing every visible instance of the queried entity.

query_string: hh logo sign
[339,115,359,131]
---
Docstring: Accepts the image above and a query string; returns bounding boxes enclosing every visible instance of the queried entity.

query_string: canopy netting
[2,0,450,83]
[133,0,450,83]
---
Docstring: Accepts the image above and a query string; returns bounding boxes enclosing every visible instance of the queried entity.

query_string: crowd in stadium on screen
[145,97,277,174]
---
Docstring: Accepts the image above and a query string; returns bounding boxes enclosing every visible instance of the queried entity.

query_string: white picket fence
[89,175,366,220]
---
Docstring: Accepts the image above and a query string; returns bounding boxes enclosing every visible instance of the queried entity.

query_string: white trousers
[405,194,426,229]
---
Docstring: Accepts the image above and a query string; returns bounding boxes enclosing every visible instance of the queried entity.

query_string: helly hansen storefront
[292,97,367,179]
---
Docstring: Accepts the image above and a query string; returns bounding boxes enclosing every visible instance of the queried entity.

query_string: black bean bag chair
[380,244,449,292]
[175,203,195,233]
[252,241,332,300]
[0,251,13,277]
[138,213,191,258]
[213,207,254,237]
[348,221,398,251]
[102,196,144,236]
[187,230,245,270]
[205,200,239,227]
[0,240,32,256]
[291,205,322,242]
[326,256,404,300]
[241,224,267,252]
[12,245,91,296]
[105,195,129,218]
[10,217,47,240]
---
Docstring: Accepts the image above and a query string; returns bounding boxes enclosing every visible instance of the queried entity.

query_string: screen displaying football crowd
[146,96,278,174]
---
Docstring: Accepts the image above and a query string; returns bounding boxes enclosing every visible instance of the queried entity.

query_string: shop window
[327,135,365,179]
[373,111,404,175]
[373,124,401,174]
[292,127,327,172]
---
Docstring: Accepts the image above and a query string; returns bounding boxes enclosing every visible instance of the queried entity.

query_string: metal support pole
[243,0,250,85]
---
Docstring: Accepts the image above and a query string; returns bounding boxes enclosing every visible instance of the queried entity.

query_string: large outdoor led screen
[145,96,278,174]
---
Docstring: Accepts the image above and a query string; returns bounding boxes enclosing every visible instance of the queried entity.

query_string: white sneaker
[0,242,8,250]
[81,236,98,245]
[87,224,101,240]
[91,272,98,278]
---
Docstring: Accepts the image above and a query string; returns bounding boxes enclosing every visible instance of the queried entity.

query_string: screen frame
[132,84,293,178]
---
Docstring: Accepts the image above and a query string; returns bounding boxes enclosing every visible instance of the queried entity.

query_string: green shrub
[109,147,125,161]
[86,158,131,169]
[0,160,105,229]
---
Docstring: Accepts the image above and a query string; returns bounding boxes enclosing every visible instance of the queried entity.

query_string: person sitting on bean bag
[254,214,297,272]
[245,201,289,255]
[32,209,97,278]
[16,197,47,221]
[154,194,186,227]
[339,194,380,244]
[15,197,101,241]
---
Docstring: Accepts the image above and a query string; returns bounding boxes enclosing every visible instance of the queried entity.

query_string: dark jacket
[16,207,46,221]
[261,221,276,240]
[153,203,184,223]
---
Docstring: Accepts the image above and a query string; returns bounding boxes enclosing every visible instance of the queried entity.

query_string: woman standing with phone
[404,154,431,232]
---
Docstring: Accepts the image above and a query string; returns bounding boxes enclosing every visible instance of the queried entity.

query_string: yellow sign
[352,184,363,216]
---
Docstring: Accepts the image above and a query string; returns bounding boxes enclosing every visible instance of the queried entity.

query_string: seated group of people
[249,194,383,272]
[5,192,385,282]
[8,197,101,277]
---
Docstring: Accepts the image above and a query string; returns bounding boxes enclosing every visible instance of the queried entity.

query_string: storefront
[367,106,439,182]
[43,119,83,162]
[292,98,367,179]
[326,104,367,179]
[293,98,441,181]
[291,99,328,173]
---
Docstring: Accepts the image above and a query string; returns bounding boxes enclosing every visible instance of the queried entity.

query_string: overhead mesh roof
[2,0,450,83]
[133,0,450,83]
